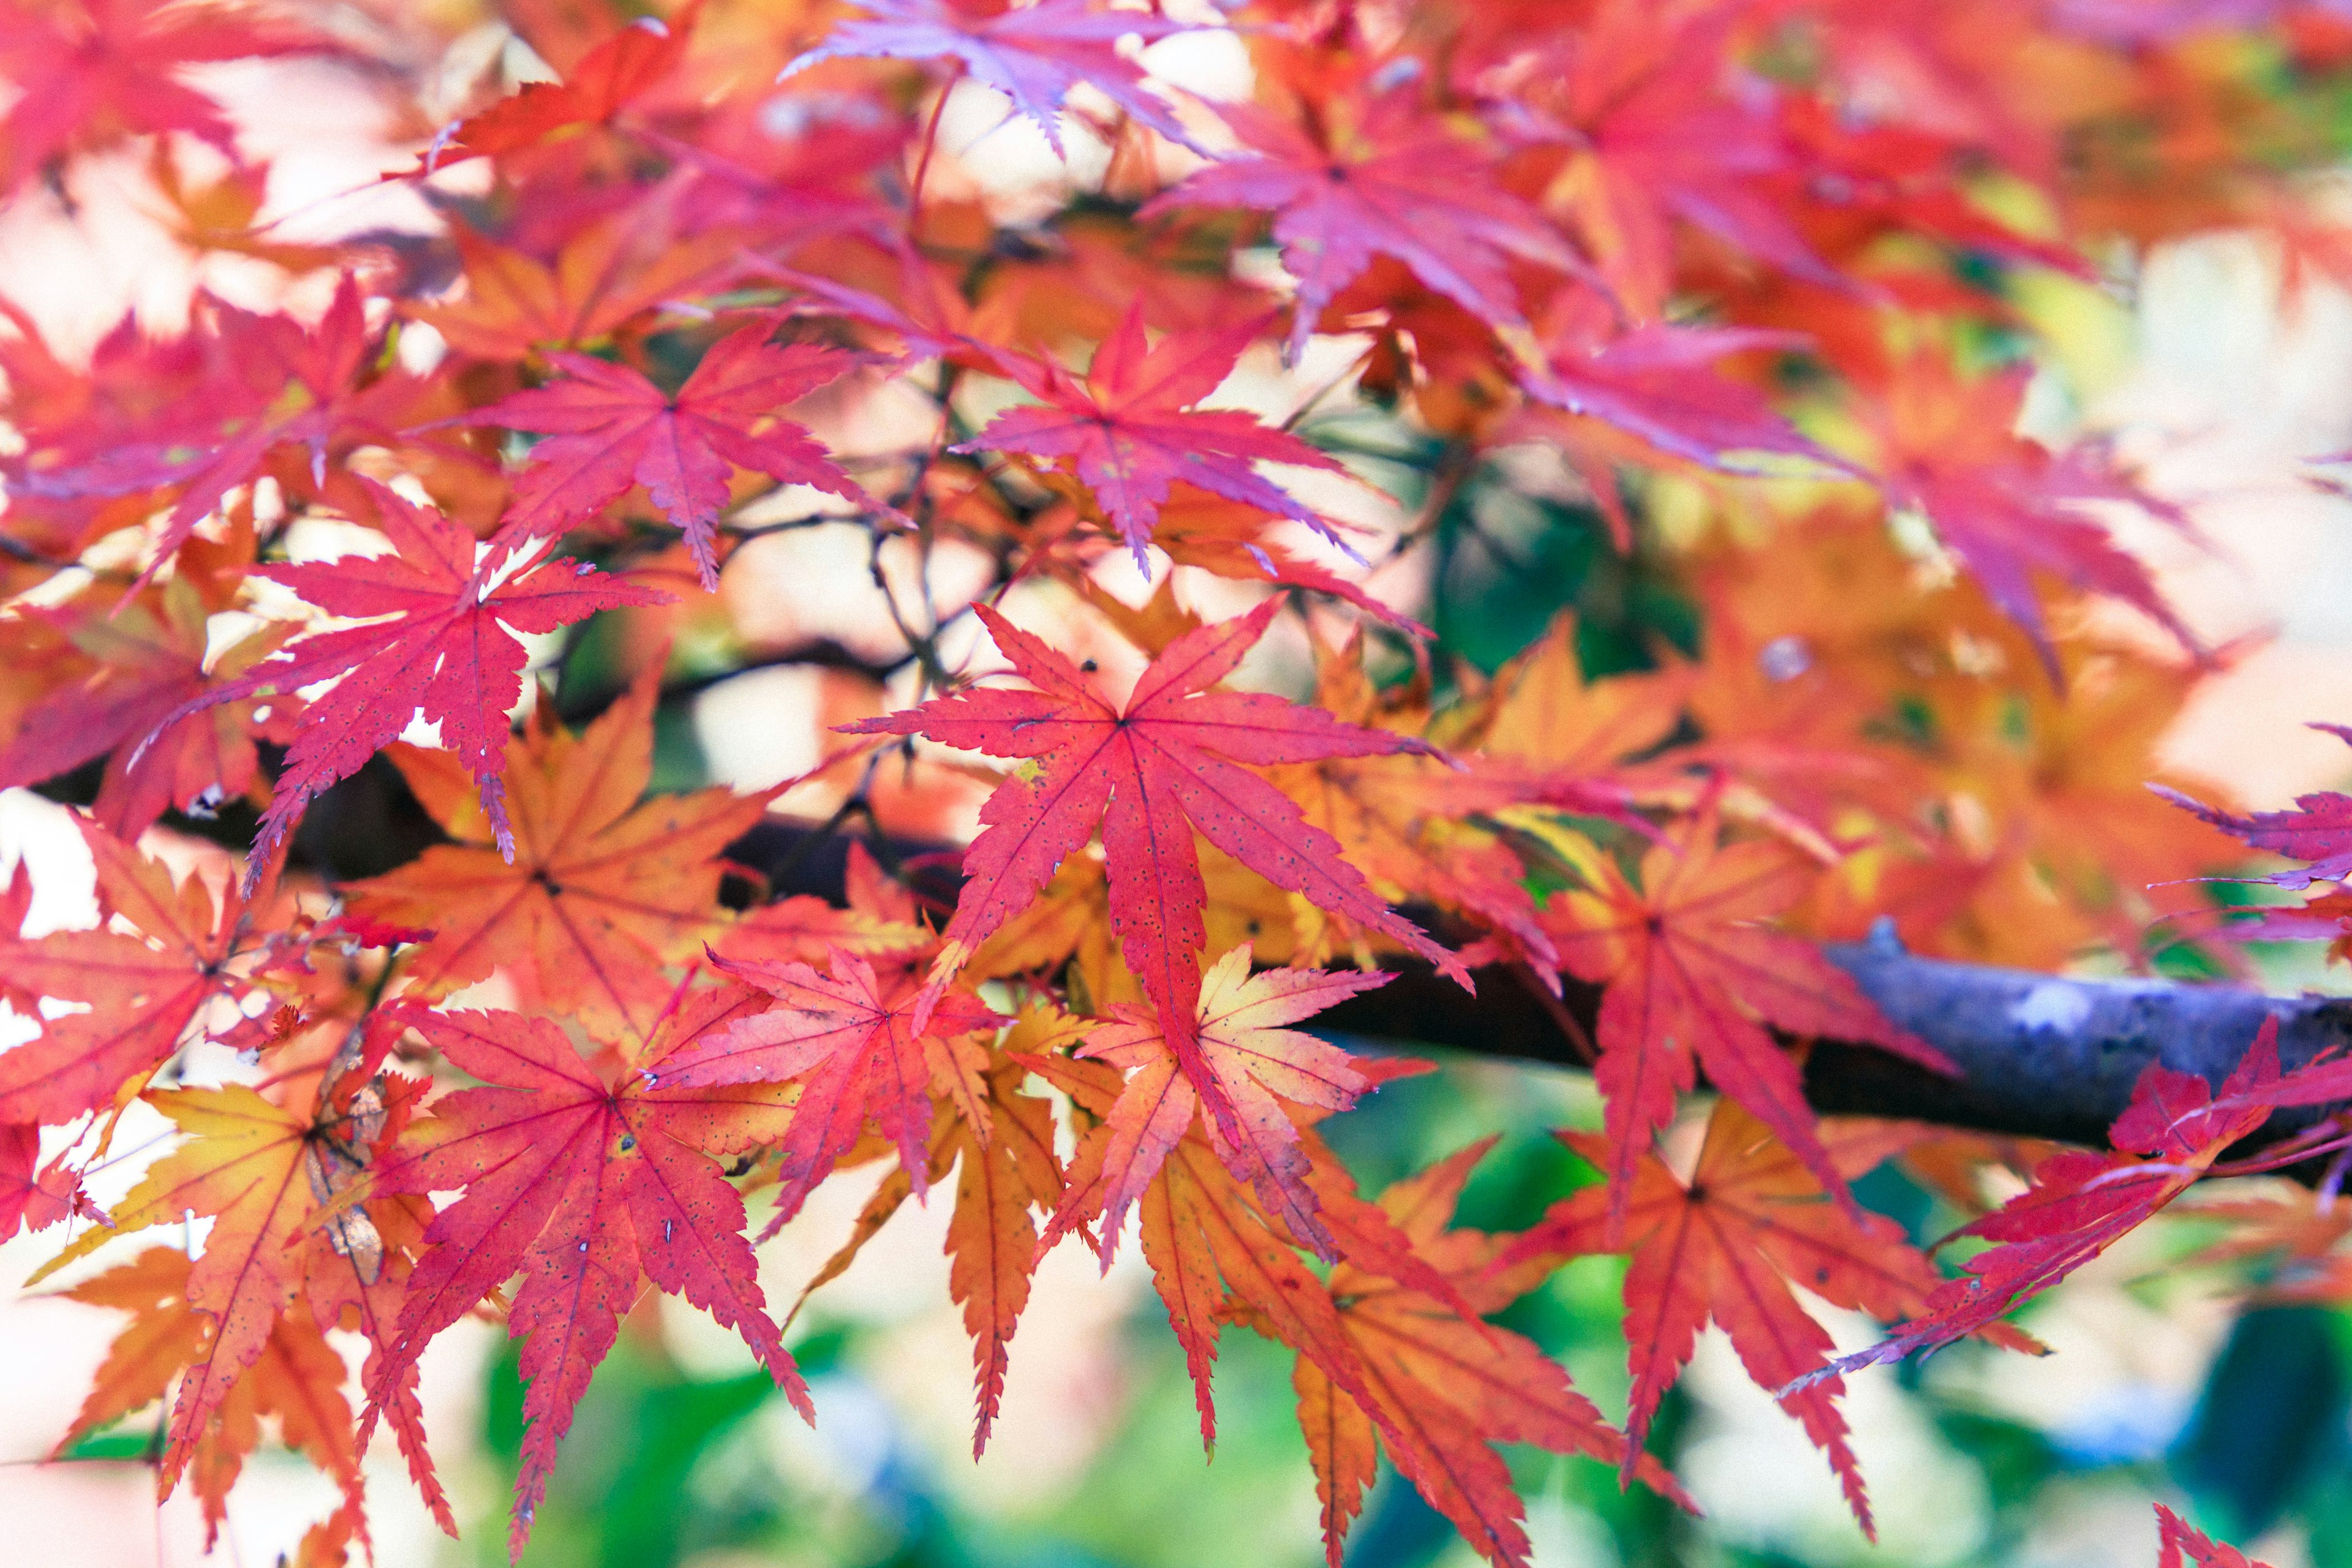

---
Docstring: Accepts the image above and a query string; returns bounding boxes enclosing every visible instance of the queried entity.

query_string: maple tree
[10,0,2352,1564]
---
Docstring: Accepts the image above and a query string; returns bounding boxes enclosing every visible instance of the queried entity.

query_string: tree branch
[726,818,2352,1156]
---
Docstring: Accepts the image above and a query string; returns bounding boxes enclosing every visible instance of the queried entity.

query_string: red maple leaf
[143,277,428,579]
[963,304,1359,571]
[1865,350,2199,677]
[7,279,439,573]
[0,820,259,1129]
[432,11,693,168]
[1535,799,1951,1237]
[710,839,933,968]
[1814,1016,2305,1385]
[2157,1503,2273,1568]
[851,599,1468,1220]
[0,304,226,556]
[782,0,1200,156]
[0,556,286,839]
[1516,304,1830,480]
[1145,91,1580,360]
[0,0,321,190]
[471,325,878,587]
[658,948,1006,1228]
[365,999,811,1561]
[2154,724,2352,888]
[1502,1101,1996,1538]
[172,478,661,884]
[0,1121,94,1242]
[1502,2,1845,314]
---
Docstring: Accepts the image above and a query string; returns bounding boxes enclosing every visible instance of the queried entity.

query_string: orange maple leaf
[1044,943,1390,1260]
[33,1074,447,1532]
[59,1249,366,1553]
[412,213,742,364]
[1297,1140,1692,1568]
[778,1006,1084,1453]
[1533,799,1951,1235]
[341,665,772,1047]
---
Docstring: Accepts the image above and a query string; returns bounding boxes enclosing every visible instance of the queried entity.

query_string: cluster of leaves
[6,0,2352,1563]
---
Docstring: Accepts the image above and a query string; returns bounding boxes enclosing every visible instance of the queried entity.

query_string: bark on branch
[725,818,2352,1156]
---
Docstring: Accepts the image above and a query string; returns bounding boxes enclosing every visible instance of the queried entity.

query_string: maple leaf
[0,1121,96,1241]
[657,947,1005,1227]
[147,141,337,273]
[1144,1131,1378,1440]
[34,1084,362,1503]
[0,568,284,839]
[1043,944,1389,1260]
[472,326,877,587]
[434,12,693,168]
[340,665,770,1048]
[940,1044,1066,1452]
[1472,610,1691,796]
[58,1250,366,1551]
[1517,2,1845,315]
[1297,1141,1688,1568]
[1865,350,2198,677]
[850,598,1467,1197]
[415,215,745,364]
[2157,1502,2274,1568]
[1269,632,1562,978]
[1058,1027,1651,1568]
[365,1000,810,1561]
[177,477,662,885]
[2,279,441,575]
[0,1125,38,1240]
[1814,1017,2299,1385]
[962,304,1357,572]
[0,307,228,557]
[1501,1101,1985,1538]
[0,820,256,1129]
[0,0,320,190]
[791,1026,1073,1453]
[1028,1039,1472,1464]
[782,0,1200,157]
[138,278,436,581]
[1529,799,1950,1237]
[710,840,933,967]
[1143,490,1425,633]
[2154,725,2352,888]
[1144,93,1580,360]
[1516,306,1830,479]
[31,1042,441,1530]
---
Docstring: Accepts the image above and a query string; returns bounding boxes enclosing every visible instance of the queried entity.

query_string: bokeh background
[9,18,2352,1568]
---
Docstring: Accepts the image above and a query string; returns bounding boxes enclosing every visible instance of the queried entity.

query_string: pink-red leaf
[851,600,1465,1221]
[475,328,873,587]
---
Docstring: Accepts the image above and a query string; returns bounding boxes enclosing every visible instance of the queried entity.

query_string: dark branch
[725,817,2352,1157]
